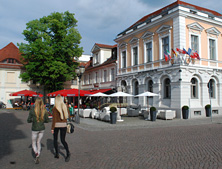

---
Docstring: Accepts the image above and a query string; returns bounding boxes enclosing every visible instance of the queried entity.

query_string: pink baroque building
[114,0,222,118]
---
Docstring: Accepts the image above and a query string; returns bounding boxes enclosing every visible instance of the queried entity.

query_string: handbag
[67,122,75,134]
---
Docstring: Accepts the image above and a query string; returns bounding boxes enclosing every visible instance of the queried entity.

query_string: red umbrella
[63,89,92,97]
[10,89,43,97]
[47,88,91,97]
[47,89,67,97]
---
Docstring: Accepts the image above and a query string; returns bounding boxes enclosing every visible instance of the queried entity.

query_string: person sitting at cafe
[26,98,31,110]
[14,101,20,107]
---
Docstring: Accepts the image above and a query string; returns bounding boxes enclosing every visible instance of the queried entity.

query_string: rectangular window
[146,42,152,62]
[89,74,91,84]
[162,37,169,58]
[133,47,138,65]
[122,51,126,68]
[191,35,199,52]
[194,111,201,115]
[104,70,107,82]
[111,68,115,81]
[84,75,87,84]
[6,72,15,83]
[71,79,77,85]
[209,39,216,60]
[95,72,98,83]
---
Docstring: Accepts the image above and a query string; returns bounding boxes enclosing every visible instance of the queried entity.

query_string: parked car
[0,101,6,108]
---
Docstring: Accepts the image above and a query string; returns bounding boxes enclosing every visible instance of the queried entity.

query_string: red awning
[88,88,112,94]
[10,89,43,97]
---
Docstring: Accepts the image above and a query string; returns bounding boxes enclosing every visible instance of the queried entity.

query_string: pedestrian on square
[27,97,49,164]
[51,95,71,162]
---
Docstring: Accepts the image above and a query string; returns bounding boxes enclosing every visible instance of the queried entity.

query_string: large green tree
[18,11,83,92]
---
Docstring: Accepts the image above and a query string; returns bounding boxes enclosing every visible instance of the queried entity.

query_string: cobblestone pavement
[1,109,222,169]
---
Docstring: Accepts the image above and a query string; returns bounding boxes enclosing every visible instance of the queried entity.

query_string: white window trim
[144,39,153,63]
[129,38,139,66]
[131,45,139,66]
[159,33,171,60]
[189,32,201,57]
[207,37,218,61]
[190,77,199,99]
[103,69,107,82]
[121,50,127,68]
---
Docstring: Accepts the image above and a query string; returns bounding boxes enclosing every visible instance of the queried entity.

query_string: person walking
[27,97,49,164]
[51,95,70,162]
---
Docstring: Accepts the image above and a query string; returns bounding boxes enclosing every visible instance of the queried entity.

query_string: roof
[85,55,116,71]
[0,42,23,69]
[95,43,117,49]
[118,0,222,36]
[0,42,22,62]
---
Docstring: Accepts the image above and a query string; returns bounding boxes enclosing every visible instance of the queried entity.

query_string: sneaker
[35,157,39,164]
[65,153,70,162]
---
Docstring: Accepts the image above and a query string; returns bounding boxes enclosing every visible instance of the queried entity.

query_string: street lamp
[36,82,40,97]
[75,66,85,124]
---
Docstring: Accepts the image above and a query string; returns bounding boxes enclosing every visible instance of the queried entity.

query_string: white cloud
[0,0,222,54]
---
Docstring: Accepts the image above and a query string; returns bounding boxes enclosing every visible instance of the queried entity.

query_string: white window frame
[121,50,127,68]
[159,34,171,60]
[131,45,139,66]
[208,78,216,99]
[208,37,218,61]
[129,38,139,66]
[189,33,201,54]
[111,68,115,81]
[191,77,199,99]
[103,70,107,82]
[89,73,91,84]
[144,40,153,63]
[95,72,98,83]
[163,78,171,99]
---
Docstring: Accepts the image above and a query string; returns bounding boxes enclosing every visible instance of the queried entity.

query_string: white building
[114,0,222,118]
[0,42,39,104]
[82,43,117,94]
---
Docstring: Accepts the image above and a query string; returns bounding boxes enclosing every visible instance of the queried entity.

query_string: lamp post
[75,66,85,124]
[36,82,40,97]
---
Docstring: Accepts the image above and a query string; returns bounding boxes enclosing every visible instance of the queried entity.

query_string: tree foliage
[18,11,83,92]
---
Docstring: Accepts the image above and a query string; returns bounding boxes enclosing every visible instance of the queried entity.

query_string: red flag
[176,48,186,54]
[195,51,200,60]
[164,54,169,61]
[190,50,196,58]
[172,49,177,57]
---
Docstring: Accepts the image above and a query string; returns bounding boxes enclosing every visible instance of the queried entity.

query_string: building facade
[114,0,222,118]
[0,42,90,105]
[82,43,117,93]
[0,42,36,104]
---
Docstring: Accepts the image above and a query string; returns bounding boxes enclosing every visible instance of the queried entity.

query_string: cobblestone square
[1,109,222,169]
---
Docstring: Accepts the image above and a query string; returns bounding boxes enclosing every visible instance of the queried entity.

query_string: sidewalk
[1,109,222,169]
[78,113,222,131]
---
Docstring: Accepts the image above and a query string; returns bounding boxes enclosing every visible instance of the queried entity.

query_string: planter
[182,109,189,119]
[110,112,117,124]
[150,111,157,121]
[205,108,211,117]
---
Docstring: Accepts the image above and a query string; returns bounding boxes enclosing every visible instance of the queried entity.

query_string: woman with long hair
[51,95,70,162]
[27,97,49,164]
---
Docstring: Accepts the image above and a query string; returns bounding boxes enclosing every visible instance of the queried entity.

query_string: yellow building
[114,0,222,118]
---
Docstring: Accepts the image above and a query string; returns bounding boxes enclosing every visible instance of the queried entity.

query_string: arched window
[133,80,139,95]
[148,80,153,92]
[191,78,198,99]
[121,80,127,92]
[208,79,215,98]
[164,78,171,98]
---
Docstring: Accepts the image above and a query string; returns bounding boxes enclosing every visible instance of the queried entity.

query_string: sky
[1,0,222,55]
